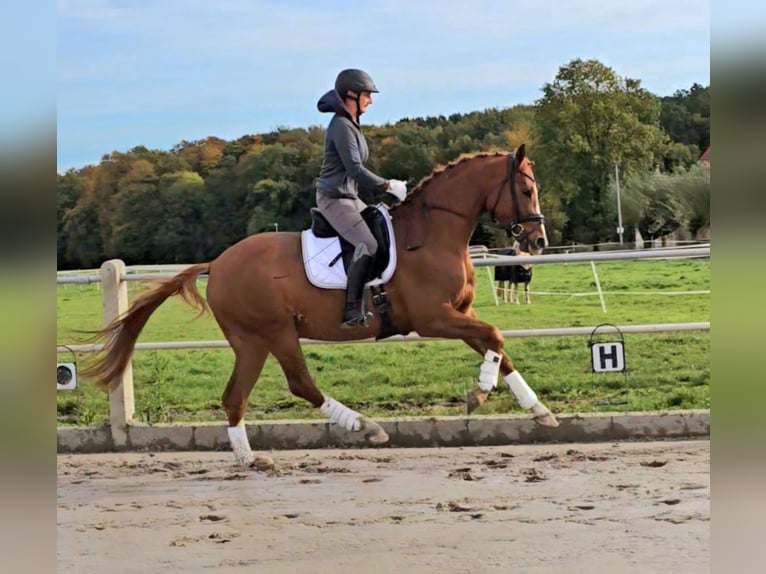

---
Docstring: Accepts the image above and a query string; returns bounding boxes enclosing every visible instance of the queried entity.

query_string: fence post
[100,259,134,448]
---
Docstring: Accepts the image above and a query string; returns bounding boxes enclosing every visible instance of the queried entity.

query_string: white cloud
[57,0,134,23]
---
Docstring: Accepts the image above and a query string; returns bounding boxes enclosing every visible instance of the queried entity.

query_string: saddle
[300,205,401,340]
[309,205,392,281]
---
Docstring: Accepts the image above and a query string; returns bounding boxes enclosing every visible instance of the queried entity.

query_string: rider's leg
[315,195,378,326]
[341,243,374,327]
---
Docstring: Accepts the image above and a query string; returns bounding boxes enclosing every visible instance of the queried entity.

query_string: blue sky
[55,0,713,173]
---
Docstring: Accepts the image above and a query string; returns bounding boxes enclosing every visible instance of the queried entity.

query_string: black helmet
[335,69,379,98]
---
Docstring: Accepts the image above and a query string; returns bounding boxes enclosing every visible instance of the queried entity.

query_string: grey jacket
[315,90,388,199]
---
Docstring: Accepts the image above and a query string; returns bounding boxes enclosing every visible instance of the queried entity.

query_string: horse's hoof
[530,403,559,428]
[359,418,389,445]
[249,454,275,471]
[466,390,488,414]
[232,447,255,468]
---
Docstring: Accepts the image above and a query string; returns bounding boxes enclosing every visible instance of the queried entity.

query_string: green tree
[154,171,207,262]
[618,163,710,243]
[660,83,710,154]
[535,59,668,245]
[62,193,103,268]
[678,163,710,235]
[109,159,163,263]
[375,124,436,183]
[57,171,84,267]
[245,179,297,234]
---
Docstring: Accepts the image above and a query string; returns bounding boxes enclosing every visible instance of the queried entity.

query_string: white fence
[57,246,710,446]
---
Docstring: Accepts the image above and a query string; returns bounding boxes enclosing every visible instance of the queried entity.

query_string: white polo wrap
[504,370,538,409]
[478,350,502,391]
[321,396,362,431]
[227,421,252,464]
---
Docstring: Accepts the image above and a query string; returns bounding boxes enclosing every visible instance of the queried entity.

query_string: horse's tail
[80,262,211,391]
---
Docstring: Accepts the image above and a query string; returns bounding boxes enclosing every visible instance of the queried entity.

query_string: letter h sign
[591,342,626,373]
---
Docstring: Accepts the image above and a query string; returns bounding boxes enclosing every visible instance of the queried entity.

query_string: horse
[494,243,533,304]
[81,144,558,469]
[510,257,533,304]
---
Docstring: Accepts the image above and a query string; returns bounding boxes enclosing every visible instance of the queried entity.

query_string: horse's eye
[523,188,532,198]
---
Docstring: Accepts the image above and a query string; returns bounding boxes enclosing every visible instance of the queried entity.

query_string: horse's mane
[408,150,510,198]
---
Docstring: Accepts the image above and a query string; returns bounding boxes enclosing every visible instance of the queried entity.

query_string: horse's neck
[394,155,505,252]
[394,195,477,252]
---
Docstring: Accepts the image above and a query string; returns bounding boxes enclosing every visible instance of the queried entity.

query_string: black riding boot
[341,253,374,328]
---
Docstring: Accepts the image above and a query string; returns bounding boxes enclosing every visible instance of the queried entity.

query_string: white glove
[387,179,408,202]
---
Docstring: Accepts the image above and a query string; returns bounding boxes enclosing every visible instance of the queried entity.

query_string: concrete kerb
[57,409,709,453]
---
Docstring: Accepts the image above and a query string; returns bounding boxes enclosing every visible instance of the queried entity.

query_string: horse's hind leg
[269,328,389,445]
[222,334,274,469]
[524,282,531,304]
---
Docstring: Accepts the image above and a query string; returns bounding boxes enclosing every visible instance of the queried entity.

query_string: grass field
[57,257,710,426]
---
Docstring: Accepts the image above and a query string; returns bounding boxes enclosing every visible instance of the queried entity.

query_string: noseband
[491,153,545,241]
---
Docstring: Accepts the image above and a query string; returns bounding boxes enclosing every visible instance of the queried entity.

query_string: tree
[677,163,710,235]
[535,59,668,245]
[57,171,84,267]
[374,125,436,183]
[109,159,163,263]
[62,194,103,268]
[154,171,207,262]
[245,179,295,234]
[174,137,227,177]
[660,84,710,153]
[618,163,710,243]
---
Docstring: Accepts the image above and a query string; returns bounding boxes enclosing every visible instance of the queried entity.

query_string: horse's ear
[515,144,526,167]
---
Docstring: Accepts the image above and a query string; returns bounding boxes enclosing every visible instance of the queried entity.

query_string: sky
[53,0,716,173]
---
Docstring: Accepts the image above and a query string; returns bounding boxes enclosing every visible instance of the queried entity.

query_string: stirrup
[341,310,372,328]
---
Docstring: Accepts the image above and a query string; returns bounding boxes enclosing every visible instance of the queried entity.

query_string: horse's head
[489,144,548,255]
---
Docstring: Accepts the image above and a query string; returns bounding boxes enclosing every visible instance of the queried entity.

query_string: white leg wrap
[227,421,253,465]
[504,370,538,409]
[478,350,502,392]
[321,396,362,431]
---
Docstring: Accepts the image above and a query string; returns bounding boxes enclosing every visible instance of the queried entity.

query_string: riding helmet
[335,69,379,98]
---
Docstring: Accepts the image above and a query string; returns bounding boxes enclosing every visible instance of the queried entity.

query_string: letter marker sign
[588,324,629,407]
[591,341,625,372]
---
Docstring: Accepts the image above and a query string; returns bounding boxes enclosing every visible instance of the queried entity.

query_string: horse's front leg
[448,310,557,427]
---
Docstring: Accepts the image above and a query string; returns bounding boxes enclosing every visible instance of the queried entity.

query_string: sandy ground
[57,440,709,574]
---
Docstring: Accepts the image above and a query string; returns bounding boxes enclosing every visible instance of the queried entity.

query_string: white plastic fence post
[487,262,498,306]
[590,260,607,313]
[100,259,134,447]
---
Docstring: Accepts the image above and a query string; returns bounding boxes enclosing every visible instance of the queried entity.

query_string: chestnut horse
[83,145,558,469]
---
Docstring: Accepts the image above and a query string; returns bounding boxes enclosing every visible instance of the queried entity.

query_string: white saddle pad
[301,205,397,290]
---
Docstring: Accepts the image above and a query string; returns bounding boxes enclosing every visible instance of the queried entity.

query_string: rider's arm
[331,118,389,192]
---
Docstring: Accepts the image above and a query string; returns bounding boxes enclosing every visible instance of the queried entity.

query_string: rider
[315,68,407,328]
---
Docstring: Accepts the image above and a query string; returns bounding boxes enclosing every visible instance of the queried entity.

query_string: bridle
[491,152,545,242]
